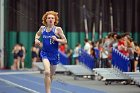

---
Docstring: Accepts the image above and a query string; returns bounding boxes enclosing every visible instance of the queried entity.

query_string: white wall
[0,0,4,68]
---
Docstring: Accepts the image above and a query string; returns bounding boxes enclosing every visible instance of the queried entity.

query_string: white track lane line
[9,74,74,93]
[0,71,40,75]
[0,78,39,93]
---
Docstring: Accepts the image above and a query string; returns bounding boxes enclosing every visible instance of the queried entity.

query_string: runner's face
[46,14,55,26]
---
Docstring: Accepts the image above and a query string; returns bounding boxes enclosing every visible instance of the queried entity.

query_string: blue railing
[94,48,100,59]
[59,51,70,65]
[112,48,130,72]
[78,49,94,69]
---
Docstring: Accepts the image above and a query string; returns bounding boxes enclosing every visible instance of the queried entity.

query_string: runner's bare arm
[52,27,67,44]
[35,26,44,39]
[35,26,44,45]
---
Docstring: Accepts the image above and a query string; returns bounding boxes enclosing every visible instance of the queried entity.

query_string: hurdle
[93,68,131,85]
[124,72,140,87]
[63,64,95,80]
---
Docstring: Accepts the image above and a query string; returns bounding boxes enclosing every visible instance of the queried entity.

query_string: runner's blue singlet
[40,26,59,65]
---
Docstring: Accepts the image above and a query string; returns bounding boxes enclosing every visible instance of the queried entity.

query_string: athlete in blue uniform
[35,11,67,93]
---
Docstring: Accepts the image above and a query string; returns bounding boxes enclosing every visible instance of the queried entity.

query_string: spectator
[31,43,40,70]
[73,43,81,65]
[18,43,26,70]
[134,43,140,72]
[127,37,135,72]
[100,47,109,68]
[64,44,73,64]
[84,38,91,54]
[11,44,21,70]
[59,43,65,53]
[117,35,129,56]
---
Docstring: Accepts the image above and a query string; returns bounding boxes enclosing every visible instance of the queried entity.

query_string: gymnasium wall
[4,0,140,68]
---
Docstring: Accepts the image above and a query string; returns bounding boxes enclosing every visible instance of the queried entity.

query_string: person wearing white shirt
[84,39,91,55]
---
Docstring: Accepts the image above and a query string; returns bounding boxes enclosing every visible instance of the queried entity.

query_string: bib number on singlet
[50,38,54,44]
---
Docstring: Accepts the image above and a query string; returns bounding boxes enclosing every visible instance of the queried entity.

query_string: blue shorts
[40,51,59,65]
